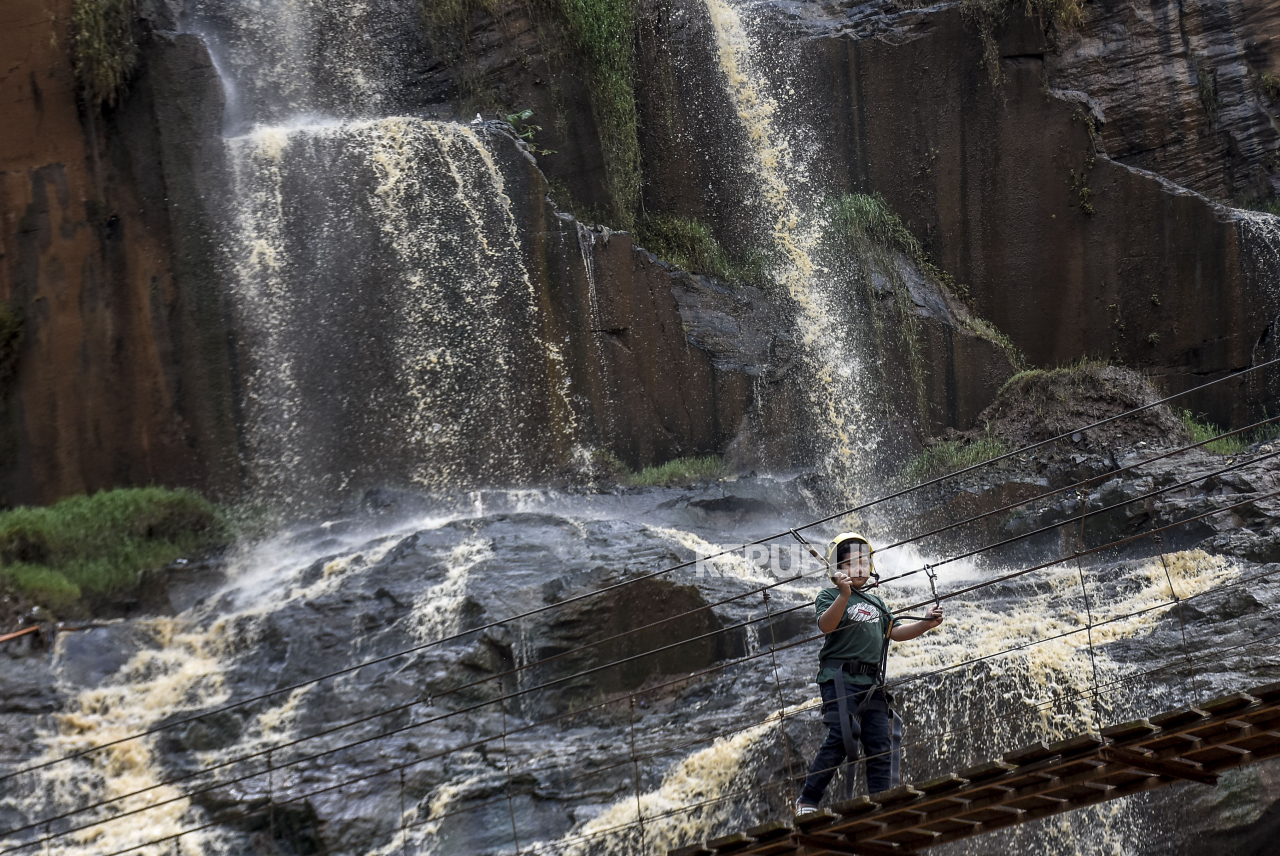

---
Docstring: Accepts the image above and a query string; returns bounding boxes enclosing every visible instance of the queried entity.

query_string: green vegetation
[0,488,223,614]
[628,455,726,487]
[634,214,737,280]
[828,193,926,261]
[900,436,1010,481]
[1262,72,1280,101]
[958,0,1085,87]
[996,356,1111,397]
[1196,59,1220,124]
[503,109,556,155]
[71,0,139,109]
[1179,410,1280,456]
[961,315,1027,369]
[419,0,642,225]
[1241,197,1280,217]
[545,0,641,226]
[824,193,931,417]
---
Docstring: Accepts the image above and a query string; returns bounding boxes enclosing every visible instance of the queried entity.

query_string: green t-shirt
[814,587,898,687]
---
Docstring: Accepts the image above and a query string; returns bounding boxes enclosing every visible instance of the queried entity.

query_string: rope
[129,625,1280,856]
[876,446,1280,588]
[6,358,1273,787]
[896,488,1280,613]
[6,468,1273,845]
[761,589,798,804]
[0,626,39,644]
[20,553,1279,856]
[871,412,1280,557]
[12,526,1276,856]
[498,677,522,856]
[1154,533,1200,699]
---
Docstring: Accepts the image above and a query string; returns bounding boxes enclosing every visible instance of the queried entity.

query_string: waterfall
[179,0,578,502]
[224,117,574,499]
[701,0,881,495]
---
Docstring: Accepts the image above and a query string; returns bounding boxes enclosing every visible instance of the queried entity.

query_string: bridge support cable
[1074,490,1103,735]
[869,412,1280,559]
[5,360,1275,789]
[4,483,1276,852]
[500,676,523,856]
[763,589,799,804]
[1154,532,1200,699]
[665,683,1280,856]
[875,446,1280,589]
[32,617,1280,856]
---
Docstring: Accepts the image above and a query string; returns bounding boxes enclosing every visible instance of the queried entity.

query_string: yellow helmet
[826,532,874,578]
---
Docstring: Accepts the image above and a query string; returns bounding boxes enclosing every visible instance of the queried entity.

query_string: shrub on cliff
[72,0,138,109]
[634,215,737,281]
[629,456,726,487]
[0,488,224,615]
[980,361,1190,450]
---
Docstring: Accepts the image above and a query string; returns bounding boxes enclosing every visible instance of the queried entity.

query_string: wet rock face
[1047,0,1280,207]
[0,1,239,507]
[786,3,1280,428]
[3,464,1280,856]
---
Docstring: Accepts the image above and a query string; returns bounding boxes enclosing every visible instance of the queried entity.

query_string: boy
[796,532,944,813]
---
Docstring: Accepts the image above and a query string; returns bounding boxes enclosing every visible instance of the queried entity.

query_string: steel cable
[6,488,1274,853]
[75,622,1280,856]
[5,461,1274,844]
[6,359,1273,786]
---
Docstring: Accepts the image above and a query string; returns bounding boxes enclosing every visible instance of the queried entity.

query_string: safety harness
[790,530,905,793]
[820,589,905,793]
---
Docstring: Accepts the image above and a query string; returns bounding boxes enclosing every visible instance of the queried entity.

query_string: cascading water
[224,117,574,498]
[699,0,883,495]
[187,0,576,502]
[6,2,1278,856]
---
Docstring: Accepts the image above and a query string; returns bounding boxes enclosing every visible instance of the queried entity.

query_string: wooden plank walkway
[670,682,1280,856]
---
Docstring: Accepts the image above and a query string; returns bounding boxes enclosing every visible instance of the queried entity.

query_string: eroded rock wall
[1048,0,1280,206]
[788,4,1280,427]
[0,0,238,507]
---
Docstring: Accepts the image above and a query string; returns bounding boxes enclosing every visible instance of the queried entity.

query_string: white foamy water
[700,0,882,495]
[224,117,576,499]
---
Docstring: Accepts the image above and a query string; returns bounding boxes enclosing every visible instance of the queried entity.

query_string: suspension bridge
[1,360,1278,856]
[670,684,1280,856]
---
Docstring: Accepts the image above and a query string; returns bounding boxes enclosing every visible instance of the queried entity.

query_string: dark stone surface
[0,1,241,507]
[1047,0,1280,207]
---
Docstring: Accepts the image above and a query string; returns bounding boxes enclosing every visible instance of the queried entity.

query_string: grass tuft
[1262,72,1280,102]
[1179,410,1280,456]
[628,456,726,487]
[545,0,641,226]
[824,193,932,417]
[0,487,223,614]
[71,0,139,109]
[900,437,1010,481]
[634,214,737,280]
[996,356,1112,397]
[827,193,926,261]
[419,0,642,225]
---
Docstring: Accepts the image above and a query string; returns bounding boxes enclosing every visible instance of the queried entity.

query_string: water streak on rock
[702,0,879,493]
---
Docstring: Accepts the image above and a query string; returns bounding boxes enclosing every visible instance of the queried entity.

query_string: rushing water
[4,1,1276,855]
[224,117,574,499]
[701,0,882,495]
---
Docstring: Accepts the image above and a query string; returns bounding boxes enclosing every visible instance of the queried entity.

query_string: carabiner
[925,563,940,609]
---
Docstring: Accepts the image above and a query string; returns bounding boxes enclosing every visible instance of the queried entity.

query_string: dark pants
[799,681,892,804]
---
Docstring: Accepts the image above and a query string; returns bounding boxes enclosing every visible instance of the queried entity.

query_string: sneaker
[795,800,819,816]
